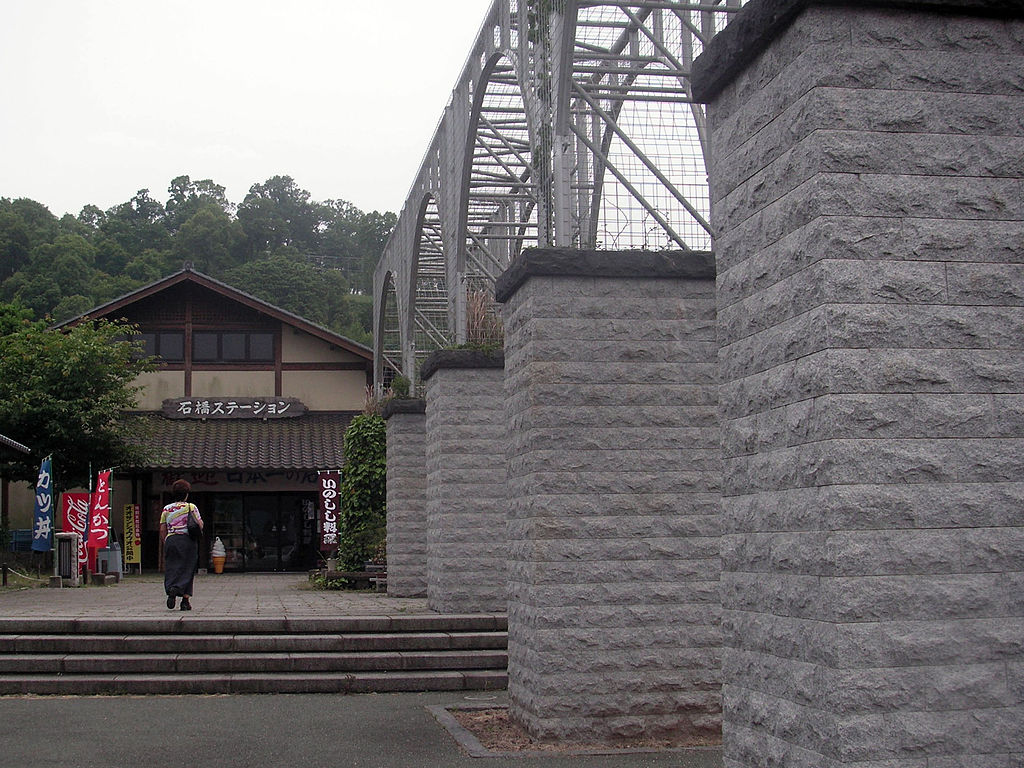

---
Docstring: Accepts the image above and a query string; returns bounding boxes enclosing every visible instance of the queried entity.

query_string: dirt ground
[450,707,722,754]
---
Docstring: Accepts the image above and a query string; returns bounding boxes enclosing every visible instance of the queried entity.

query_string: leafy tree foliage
[172,204,245,273]
[338,413,386,571]
[222,253,348,329]
[165,175,234,233]
[0,175,393,335]
[0,303,157,494]
[237,175,325,257]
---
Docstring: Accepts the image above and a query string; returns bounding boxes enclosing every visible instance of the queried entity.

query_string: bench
[323,570,387,591]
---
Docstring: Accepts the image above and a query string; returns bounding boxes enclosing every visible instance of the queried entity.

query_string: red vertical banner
[86,470,112,549]
[61,492,91,575]
[319,471,340,551]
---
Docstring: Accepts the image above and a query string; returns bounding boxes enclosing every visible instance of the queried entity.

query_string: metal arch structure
[373,0,743,390]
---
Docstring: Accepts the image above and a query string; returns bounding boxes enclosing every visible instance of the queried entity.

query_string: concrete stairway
[0,614,507,695]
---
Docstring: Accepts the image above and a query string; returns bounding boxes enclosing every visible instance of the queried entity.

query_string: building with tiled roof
[7,268,372,572]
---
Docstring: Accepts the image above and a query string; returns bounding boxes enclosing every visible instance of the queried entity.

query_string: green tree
[1,198,59,250]
[221,253,348,329]
[172,204,245,273]
[237,176,327,257]
[351,209,397,294]
[338,413,386,571]
[320,202,396,294]
[50,294,96,323]
[165,175,233,233]
[0,300,39,336]
[0,210,32,281]
[3,234,99,316]
[0,306,157,500]
[124,249,172,283]
[331,293,373,346]
[100,189,172,258]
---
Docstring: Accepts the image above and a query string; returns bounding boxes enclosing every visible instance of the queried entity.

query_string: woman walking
[160,479,203,610]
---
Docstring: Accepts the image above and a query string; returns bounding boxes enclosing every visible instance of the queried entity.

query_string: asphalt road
[0,691,723,768]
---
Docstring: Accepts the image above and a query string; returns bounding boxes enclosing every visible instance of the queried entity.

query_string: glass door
[209,495,245,571]
[205,493,319,572]
[244,495,281,571]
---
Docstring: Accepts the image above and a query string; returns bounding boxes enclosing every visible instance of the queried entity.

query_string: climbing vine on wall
[339,413,387,572]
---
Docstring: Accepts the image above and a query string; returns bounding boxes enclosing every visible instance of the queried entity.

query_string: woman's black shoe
[180,597,192,611]
[166,594,176,609]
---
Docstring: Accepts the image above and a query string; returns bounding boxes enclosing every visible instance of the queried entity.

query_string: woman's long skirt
[164,534,198,597]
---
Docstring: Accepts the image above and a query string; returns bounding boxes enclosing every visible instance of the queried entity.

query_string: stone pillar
[382,398,427,597]
[692,1,1024,765]
[421,350,507,613]
[495,248,721,743]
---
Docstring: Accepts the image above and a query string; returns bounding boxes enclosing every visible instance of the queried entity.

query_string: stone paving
[0,571,432,618]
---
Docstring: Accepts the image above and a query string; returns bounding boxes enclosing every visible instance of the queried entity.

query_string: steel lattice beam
[372,0,742,392]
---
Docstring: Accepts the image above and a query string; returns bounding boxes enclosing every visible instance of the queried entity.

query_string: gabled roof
[57,267,372,360]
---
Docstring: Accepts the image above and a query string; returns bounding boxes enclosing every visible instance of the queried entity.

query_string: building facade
[5,268,372,572]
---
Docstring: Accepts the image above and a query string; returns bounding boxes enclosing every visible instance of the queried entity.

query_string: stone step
[0,649,509,674]
[0,669,508,696]
[0,631,508,655]
[0,614,507,635]
[0,613,509,695]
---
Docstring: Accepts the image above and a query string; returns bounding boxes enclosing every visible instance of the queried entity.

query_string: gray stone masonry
[383,398,428,597]
[693,0,1024,765]
[421,350,508,614]
[495,248,722,744]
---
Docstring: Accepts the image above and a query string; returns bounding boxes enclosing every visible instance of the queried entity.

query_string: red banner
[86,470,112,549]
[319,471,340,551]
[61,492,90,575]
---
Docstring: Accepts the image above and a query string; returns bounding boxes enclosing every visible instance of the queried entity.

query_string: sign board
[319,471,341,551]
[61,493,91,575]
[86,471,111,549]
[123,504,142,564]
[162,397,307,419]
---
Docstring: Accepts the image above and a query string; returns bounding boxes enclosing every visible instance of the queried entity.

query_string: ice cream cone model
[211,537,226,574]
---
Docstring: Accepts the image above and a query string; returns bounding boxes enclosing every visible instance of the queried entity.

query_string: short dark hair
[171,479,191,501]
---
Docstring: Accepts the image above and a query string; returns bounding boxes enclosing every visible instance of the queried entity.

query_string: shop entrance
[206,493,318,572]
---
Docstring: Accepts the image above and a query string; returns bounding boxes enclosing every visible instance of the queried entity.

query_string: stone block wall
[421,350,508,613]
[495,248,722,743]
[692,0,1024,765]
[383,398,428,597]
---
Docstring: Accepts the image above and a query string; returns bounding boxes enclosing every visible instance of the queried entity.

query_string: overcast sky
[1,0,491,219]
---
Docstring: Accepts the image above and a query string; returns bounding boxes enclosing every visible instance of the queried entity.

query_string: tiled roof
[131,412,356,471]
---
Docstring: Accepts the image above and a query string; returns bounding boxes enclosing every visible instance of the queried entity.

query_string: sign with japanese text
[162,397,307,420]
[86,470,112,549]
[319,471,341,551]
[31,457,53,552]
[62,492,91,575]
[123,504,141,564]
[156,470,317,492]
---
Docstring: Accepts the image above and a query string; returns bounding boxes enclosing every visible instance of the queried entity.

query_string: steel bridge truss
[373,0,742,390]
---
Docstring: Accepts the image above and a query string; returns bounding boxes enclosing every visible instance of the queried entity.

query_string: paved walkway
[0,571,431,617]
[0,572,722,767]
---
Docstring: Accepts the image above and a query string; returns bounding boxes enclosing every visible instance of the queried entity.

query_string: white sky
[1,0,491,218]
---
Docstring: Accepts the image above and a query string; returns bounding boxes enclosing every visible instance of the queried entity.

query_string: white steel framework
[373,0,742,389]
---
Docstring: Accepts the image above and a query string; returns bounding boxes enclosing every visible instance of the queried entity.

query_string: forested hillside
[0,175,395,345]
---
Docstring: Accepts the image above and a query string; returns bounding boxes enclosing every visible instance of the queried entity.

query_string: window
[222,333,247,361]
[140,332,185,362]
[192,331,274,363]
[192,332,219,362]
